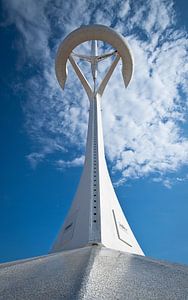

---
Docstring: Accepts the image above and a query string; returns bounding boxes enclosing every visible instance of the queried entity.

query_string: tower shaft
[52,94,143,255]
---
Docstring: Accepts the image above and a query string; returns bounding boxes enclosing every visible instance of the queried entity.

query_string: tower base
[1,246,188,299]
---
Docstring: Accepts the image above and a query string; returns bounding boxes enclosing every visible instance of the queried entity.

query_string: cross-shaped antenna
[68,40,121,99]
[72,40,118,87]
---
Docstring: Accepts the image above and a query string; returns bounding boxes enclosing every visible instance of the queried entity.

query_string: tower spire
[91,40,98,83]
[52,25,144,256]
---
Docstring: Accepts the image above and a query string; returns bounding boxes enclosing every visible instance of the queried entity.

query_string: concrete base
[0,246,188,299]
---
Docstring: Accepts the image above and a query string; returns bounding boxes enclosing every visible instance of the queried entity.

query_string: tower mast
[91,40,98,86]
[52,25,144,256]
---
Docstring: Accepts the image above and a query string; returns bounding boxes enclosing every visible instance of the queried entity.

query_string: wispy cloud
[26,152,45,169]
[153,174,188,189]
[56,155,85,169]
[2,0,188,186]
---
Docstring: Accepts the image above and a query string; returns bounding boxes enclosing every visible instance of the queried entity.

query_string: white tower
[1,25,188,300]
[52,25,144,256]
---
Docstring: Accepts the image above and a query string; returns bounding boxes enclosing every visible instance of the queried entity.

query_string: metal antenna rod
[91,40,98,90]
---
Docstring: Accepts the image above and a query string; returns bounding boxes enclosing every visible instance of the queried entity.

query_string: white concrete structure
[52,25,144,256]
[2,25,188,300]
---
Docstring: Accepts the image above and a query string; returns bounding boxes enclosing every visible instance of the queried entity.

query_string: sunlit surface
[0,246,188,299]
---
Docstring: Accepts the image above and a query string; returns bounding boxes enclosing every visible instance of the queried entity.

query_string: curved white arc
[55,24,133,90]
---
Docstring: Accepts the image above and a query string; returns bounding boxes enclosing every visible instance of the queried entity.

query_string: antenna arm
[69,54,93,99]
[97,55,120,97]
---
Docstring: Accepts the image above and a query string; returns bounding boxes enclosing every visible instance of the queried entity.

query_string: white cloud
[118,1,130,19]
[2,0,188,186]
[26,152,45,169]
[56,156,85,169]
[163,179,172,189]
[153,173,188,188]
[1,0,51,60]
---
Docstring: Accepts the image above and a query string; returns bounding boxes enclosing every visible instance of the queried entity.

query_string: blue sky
[0,0,188,265]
